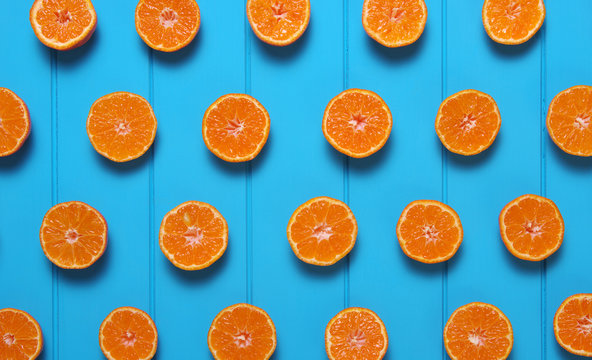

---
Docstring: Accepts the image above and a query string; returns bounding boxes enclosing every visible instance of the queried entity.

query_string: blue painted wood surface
[1,0,591,359]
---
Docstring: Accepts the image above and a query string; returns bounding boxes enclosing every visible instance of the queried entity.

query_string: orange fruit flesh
[0,88,30,157]
[555,294,592,356]
[326,308,387,360]
[247,0,310,46]
[547,86,592,156]
[363,0,427,47]
[483,0,544,44]
[0,309,43,359]
[100,307,157,360]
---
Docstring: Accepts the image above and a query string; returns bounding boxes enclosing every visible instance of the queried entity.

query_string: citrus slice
[325,307,388,360]
[40,201,107,269]
[0,88,31,157]
[246,0,310,46]
[554,294,592,357]
[159,201,228,270]
[99,307,157,360]
[135,0,200,52]
[396,200,463,264]
[0,308,43,359]
[323,89,392,158]
[208,303,276,360]
[546,85,592,157]
[287,196,357,266]
[483,0,545,45]
[362,0,427,48]
[202,94,270,162]
[499,194,564,261]
[436,89,501,156]
[444,302,513,360]
[30,0,97,51]
[87,92,157,163]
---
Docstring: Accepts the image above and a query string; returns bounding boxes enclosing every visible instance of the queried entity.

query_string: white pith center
[349,113,368,131]
[575,115,590,130]
[3,333,15,346]
[160,8,179,28]
[271,2,288,20]
[523,221,542,238]
[65,229,80,244]
[577,316,592,333]
[312,223,332,241]
[505,3,521,20]
[468,333,485,346]
[55,9,72,24]
[233,331,252,348]
[115,121,131,136]
[390,7,405,22]
[460,114,477,131]
[348,329,367,349]
[121,330,136,347]
[225,118,245,136]
[422,225,439,243]
[184,226,203,246]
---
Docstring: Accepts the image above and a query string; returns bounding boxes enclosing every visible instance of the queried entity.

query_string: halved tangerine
[99,307,157,360]
[30,0,97,50]
[40,201,107,269]
[444,302,513,360]
[483,0,545,45]
[287,196,357,266]
[323,89,392,158]
[362,0,428,48]
[436,89,501,156]
[0,88,31,157]
[208,303,276,360]
[554,294,592,357]
[0,308,43,359]
[247,0,310,46]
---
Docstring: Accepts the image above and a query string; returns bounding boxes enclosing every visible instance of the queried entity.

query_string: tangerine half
[483,0,545,45]
[0,308,43,360]
[362,0,428,48]
[554,294,592,357]
[99,307,158,360]
[247,0,310,46]
[0,88,31,157]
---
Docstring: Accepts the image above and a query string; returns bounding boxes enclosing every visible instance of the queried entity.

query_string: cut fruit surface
[547,85,592,157]
[0,308,43,360]
[362,0,427,48]
[325,307,388,360]
[135,0,200,52]
[0,88,30,157]
[99,307,157,360]
[396,200,463,263]
[247,0,310,46]
[287,196,357,266]
[499,194,563,261]
[554,294,592,357]
[208,303,276,360]
[159,201,228,270]
[323,89,392,158]
[87,92,157,162]
[202,94,270,162]
[30,0,97,50]
[40,201,107,269]
[436,89,501,156]
[444,302,513,360]
[483,0,545,45]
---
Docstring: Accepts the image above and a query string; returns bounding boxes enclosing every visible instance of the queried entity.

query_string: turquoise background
[1,0,591,359]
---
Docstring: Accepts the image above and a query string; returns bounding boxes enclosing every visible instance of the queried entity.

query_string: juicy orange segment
[444,302,513,360]
[247,0,310,46]
[287,196,357,266]
[554,294,592,357]
[0,88,31,157]
[436,89,501,156]
[208,303,276,360]
[483,0,545,45]
[99,307,157,360]
[499,194,563,261]
[30,0,97,51]
[40,201,107,269]
[362,0,427,48]
[323,89,392,158]
[87,92,157,163]
[0,308,43,360]
[202,94,270,162]
[135,0,200,52]
[325,307,388,360]
[396,200,463,264]
[547,85,592,157]
[159,201,228,271]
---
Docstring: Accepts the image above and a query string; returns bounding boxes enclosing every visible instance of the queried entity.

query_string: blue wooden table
[1,0,591,359]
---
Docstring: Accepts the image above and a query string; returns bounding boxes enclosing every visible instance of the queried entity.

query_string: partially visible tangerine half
[30,0,97,51]
[247,0,310,46]
[87,92,157,163]
[396,200,463,264]
[40,201,107,269]
[436,89,501,156]
[99,307,158,360]
[444,302,513,360]
[362,0,428,48]
[135,0,200,52]
[323,89,392,158]
[159,201,228,271]
[325,307,388,360]
[483,0,545,45]
[202,94,270,162]
[0,308,43,360]
[208,303,276,360]
[554,294,592,357]
[287,196,357,266]
[0,88,31,157]
[499,194,564,261]
[547,85,592,157]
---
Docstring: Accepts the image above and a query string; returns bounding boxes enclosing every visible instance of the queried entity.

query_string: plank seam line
[540,23,547,360]
[441,0,448,359]
[148,49,156,318]
[50,48,60,360]
[343,0,350,310]
[245,0,253,305]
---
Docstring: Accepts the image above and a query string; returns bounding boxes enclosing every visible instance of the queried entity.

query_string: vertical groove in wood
[245,0,253,305]
[441,1,448,358]
[343,0,350,310]
[51,48,60,360]
[540,23,548,360]
[148,48,156,318]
